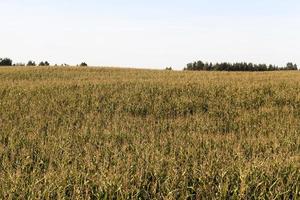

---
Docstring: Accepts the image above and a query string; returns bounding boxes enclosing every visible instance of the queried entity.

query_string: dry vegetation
[0,67,299,199]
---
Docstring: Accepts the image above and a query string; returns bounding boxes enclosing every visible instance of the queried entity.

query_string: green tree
[0,58,13,66]
[80,62,88,67]
[27,61,36,66]
[286,62,298,70]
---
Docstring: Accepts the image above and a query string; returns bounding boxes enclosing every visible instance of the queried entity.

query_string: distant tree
[44,61,50,66]
[80,62,88,67]
[186,63,193,70]
[27,61,36,66]
[192,62,197,70]
[39,61,45,66]
[165,67,172,71]
[0,58,13,66]
[196,61,205,70]
[286,62,298,70]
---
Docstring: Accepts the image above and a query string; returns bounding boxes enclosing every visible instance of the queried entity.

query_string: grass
[0,67,299,199]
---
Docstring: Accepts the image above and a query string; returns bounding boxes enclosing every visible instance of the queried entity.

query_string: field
[0,67,299,199]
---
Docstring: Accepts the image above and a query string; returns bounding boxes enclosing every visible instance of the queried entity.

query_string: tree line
[0,57,88,67]
[185,61,298,71]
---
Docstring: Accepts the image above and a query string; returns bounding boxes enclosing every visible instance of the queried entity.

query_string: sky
[1,0,300,69]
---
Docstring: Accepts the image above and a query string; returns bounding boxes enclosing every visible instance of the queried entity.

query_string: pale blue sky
[1,0,300,69]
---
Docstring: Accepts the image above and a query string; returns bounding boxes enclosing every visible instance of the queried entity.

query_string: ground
[0,67,299,199]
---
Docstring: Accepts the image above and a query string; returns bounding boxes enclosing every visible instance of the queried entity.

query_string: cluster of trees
[0,58,13,66]
[79,62,88,67]
[24,61,48,66]
[38,61,50,66]
[185,61,298,71]
[0,57,88,67]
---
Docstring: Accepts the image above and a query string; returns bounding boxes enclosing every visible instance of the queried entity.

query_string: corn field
[0,67,299,199]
